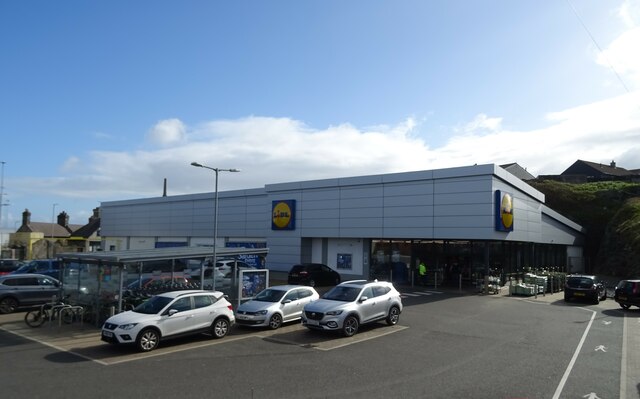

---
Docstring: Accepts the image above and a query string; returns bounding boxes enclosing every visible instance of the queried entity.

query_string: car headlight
[326,310,343,316]
[255,310,268,315]
[118,323,139,330]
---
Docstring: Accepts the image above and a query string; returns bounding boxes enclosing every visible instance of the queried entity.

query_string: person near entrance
[418,259,427,286]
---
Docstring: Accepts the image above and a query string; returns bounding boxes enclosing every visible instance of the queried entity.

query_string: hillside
[528,180,640,277]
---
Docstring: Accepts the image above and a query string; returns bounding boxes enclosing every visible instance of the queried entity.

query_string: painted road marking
[552,308,596,399]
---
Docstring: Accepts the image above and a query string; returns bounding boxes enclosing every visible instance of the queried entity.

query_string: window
[373,286,390,297]
[299,289,313,299]
[194,295,214,308]
[18,277,39,286]
[361,287,374,299]
[284,290,300,302]
[170,297,192,312]
[38,277,58,286]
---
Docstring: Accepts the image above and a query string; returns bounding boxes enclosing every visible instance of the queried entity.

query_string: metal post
[190,162,240,292]
[50,203,58,258]
[213,168,219,291]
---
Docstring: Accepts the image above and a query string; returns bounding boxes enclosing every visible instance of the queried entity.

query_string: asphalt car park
[2,285,638,399]
[0,304,409,365]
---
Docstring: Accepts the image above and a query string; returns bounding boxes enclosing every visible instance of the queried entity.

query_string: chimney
[610,160,616,168]
[57,211,69,227]
[90,207,100,221]
[22,209,31,227]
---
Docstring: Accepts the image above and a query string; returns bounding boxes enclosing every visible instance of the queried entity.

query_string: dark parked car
[12,259,61,279]
[287,263,341,287]
[614,280,640,309]
[564,274,606,304]
[0,259,22,276]
[0,273,61,314]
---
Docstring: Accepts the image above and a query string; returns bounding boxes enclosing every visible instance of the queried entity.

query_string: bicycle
[24,296,75,328]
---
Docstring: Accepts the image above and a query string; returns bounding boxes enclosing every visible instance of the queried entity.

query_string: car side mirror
[167,309,179,316]
[359,296,369,302]
[281,299,292,304]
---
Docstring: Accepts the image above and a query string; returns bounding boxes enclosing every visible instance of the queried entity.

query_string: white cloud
[146,118,186,146]
[597,1,640,88]
[597,27,640,87]
[16,87,637,206]
[60,156,80,173]
[618,0,640,28]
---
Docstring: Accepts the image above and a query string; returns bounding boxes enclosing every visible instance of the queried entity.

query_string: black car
[0,259,22,276]
[564,274,606,304]
[614,280,640,309]
[287,263,341,287]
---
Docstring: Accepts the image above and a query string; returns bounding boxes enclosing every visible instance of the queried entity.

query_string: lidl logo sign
[495,190,514,232]
[272,200,296,230]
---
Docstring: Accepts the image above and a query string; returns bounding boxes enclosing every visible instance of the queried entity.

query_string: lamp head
[190,162,203,168]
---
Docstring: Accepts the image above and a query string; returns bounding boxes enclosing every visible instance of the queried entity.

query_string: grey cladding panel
[340,197,383,209]
[384,195,433,207]
[339,185,383,199]
[383,181,434,196]
[383,206,433,218]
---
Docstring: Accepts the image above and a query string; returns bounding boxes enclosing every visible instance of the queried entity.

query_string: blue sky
[1,0,639,230]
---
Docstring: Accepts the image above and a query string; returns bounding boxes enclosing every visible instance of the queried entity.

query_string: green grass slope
[529,180,640,276]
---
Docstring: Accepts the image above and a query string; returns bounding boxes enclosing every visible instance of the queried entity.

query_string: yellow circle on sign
[501,194,513,229]
[272,202,292,228]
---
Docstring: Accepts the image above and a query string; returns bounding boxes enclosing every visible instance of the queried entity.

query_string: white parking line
[552,308,596,399]
[620,313,627,399]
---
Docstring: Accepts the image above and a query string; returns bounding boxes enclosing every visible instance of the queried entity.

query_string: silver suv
[0,274,61,314]
[301,280,403,337]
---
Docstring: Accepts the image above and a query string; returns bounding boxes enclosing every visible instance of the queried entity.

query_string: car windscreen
[254,288,286,302]
[13,264,33,273]
[322,286,361,302]
[133,296,173,314]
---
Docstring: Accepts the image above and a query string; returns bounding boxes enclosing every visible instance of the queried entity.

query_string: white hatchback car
[235,285,319,329]
[101,290,235,352]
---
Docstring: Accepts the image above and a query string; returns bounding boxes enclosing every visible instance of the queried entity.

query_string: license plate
[619,296,627,301]
[307,319,319,326]
[574,292,585,297]
[237,315,248,320]
[102,331,113,338]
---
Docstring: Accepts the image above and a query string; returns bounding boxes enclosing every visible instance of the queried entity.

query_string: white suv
[101,290,235,352]
[301,280,403,337]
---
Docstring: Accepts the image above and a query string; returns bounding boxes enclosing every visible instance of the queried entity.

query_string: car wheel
[308,279,316,287]
[342,315,359,337]
[212,318,230,338]
[386,306,400,326]
[0,297,18,314]
[268,313,283,330]
[334,276,341,285]
[137,328,160,352]
[564,295,570,302]
[593,295,600,305]
[621,304,631,310]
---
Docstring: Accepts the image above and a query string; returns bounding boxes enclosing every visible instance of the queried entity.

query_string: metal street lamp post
[191,162,240,290]
[50,203,58,258]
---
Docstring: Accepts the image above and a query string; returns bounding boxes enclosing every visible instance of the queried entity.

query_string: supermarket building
[99,163,585,283]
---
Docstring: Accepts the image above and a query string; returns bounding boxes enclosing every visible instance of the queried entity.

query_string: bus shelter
[56,246,269,325]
